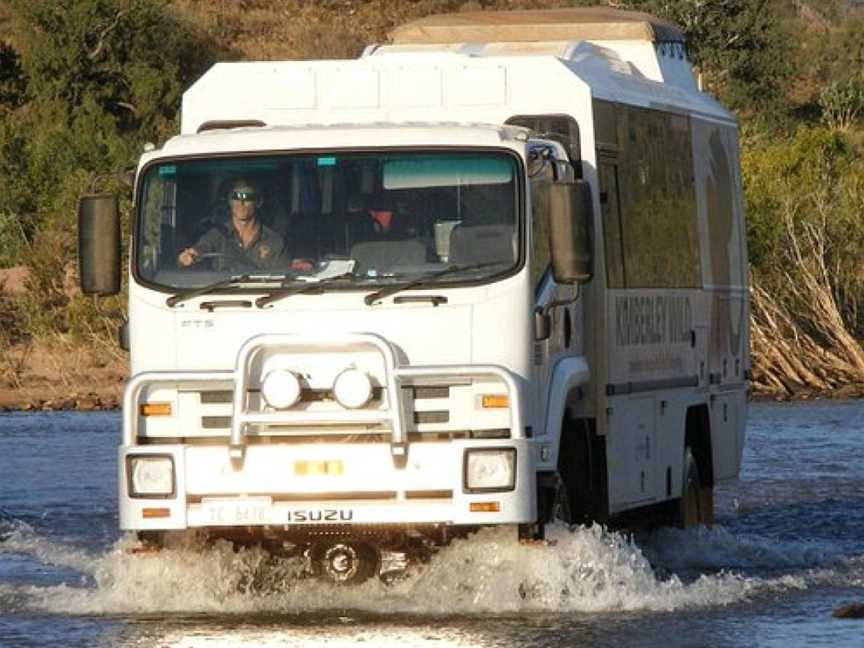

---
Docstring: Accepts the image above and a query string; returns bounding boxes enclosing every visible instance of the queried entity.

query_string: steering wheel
[194,252,236,264]
[182,251,256,272]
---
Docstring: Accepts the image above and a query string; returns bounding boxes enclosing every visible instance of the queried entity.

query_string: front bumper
[119,439,536,530]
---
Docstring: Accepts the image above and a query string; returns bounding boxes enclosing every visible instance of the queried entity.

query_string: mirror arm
[534,285,582,341]
[540,284,581,318]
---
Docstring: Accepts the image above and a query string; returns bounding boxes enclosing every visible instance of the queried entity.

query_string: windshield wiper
[363,262,509,306]
[255,272,356,308]
[166,274,284,308]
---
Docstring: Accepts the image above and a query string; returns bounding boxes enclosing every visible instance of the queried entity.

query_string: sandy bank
[0,340,125,412]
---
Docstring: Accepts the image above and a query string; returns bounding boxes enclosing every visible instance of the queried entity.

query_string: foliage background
[1,0,863,396]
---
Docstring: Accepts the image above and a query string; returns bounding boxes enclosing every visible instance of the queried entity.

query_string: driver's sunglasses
[230,190,258,203]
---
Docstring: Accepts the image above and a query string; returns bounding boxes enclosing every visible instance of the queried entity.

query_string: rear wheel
[676,447,714,528]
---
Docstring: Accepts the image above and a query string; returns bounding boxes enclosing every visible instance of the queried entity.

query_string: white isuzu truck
[78,8,749,583]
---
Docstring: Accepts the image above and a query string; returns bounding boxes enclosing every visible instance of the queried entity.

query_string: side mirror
[78,194,121,296]
[548,180,592,284]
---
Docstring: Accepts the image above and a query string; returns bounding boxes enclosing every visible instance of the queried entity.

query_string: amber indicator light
[142,507,171,519]
[481,395,509,409]
[469,501,501,513]
[139,403,172,417]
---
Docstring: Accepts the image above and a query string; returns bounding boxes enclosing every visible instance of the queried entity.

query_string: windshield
[136,150,521,291]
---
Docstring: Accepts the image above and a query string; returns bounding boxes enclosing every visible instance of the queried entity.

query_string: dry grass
[0,5,9,39]
[0,334,125,404]
[0,284,126,405]
[750,212,864,397]
[172,0,581,61]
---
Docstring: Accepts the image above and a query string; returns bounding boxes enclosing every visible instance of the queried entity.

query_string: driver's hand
[178,247,199,267]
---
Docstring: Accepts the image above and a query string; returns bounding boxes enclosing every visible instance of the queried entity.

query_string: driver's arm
[278,231,314,271]
[266,243,312,271]
[177,228,221,267]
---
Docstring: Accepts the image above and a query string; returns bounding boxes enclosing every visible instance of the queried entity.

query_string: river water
[1,402,863,647]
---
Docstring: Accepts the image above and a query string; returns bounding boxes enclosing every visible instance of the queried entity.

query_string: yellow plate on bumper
[294,460,343,476]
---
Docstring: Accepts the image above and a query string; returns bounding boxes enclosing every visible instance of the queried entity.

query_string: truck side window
[702,125,744,288]
[529,151,556,291]
[139,172,177,279]
[599,161,625,288]
[593,100,701,289]
[506,114,581,173]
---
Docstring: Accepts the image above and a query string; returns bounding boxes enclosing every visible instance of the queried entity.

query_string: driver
[177,177,287,270]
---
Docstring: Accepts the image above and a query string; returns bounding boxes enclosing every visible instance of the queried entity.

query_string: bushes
[0,42,25,109]
[0,210,27,267]
[819,80,864,131]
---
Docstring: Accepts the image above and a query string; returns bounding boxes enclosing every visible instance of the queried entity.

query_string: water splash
[640,525,833,572]
[1,522,834,617]
[0,507,17,541]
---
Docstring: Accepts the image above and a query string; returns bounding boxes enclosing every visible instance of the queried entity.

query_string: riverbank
[0,340,124,412]
[0,386,120,412]
[750,383,864,401]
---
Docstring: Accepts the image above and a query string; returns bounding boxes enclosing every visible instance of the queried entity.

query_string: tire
[312,541,379,585]
[555,421,592,525]
[136,530,166,548]
[675,447,714,528]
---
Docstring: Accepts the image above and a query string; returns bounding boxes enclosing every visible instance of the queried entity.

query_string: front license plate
[201,496,272,525]
[294,460,344,476]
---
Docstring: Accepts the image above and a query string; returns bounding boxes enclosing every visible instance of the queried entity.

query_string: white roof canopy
[389,8,686,45]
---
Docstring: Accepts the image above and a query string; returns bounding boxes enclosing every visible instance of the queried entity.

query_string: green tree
[0,0,217,336]
[8,0,213,143]
[743,127,864,326]
[626,0,791,112]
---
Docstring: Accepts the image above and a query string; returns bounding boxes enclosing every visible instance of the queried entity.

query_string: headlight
[261,369,302,409]
[464,448,516,492]
[332,369,373,409]
[128,455,174,497]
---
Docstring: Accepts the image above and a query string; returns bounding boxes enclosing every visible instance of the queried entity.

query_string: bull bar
[122,332,524,466]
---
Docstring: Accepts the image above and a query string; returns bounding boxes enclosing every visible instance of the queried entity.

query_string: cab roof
[148,122,531,161]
